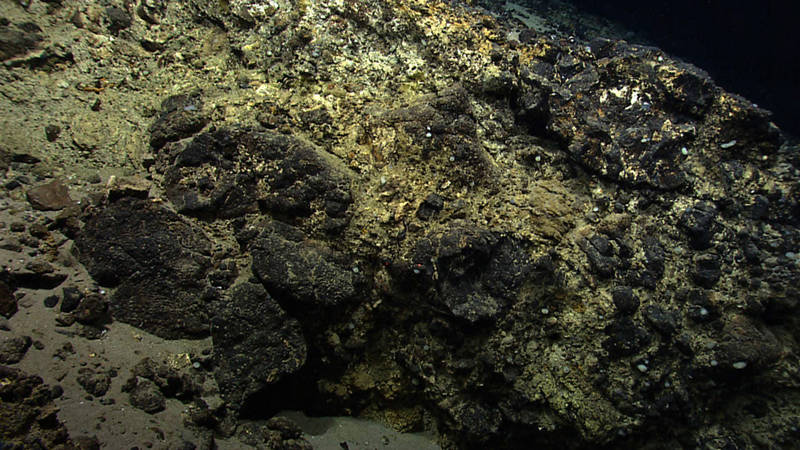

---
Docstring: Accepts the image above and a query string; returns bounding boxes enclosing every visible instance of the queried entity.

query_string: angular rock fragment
[643,304,680,336]
[679,203,718,250]
[582,235,618,279]
[603,317,651,357]
[532,42,699,190]
[0,281,17,318]
[71,293,108,325]
[0,365,75,447]
[149,93,209,150]
[0,335,32,364]
[416,193,445,221]
[611,286,639,315]
[105,175,150,201]
[105,6,132,35]
[126,378,166,414]
[4,260,68,289]
[77,367,111,397]
[60,286,83,313]
[691,253,722,288]
[377,85,493,184]
[129,357,203,401]
[26,179,74,211]
[0,25,42,60]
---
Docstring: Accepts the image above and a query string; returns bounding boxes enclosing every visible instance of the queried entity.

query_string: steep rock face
[20,0,796,448]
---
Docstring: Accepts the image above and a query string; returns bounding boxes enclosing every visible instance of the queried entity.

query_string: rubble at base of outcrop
[0,365,85,449]
[1,0,800,448]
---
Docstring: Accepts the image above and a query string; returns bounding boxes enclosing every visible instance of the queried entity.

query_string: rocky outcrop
[154,125,353,231]
[75,197,214,339]
[250,222,360,313]
[400,223,532,322]
[211,282,306,410]
[2,0,797,448]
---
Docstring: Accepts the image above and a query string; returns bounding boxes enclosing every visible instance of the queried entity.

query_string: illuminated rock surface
[0,0,798,448]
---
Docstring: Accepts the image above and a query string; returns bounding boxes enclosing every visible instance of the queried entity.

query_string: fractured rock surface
[211,282,306,410]
[75,197,214,339]
[0,0,798,448]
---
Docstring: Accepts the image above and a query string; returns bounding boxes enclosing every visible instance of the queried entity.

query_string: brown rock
[128,378,166,413]
[28,223,50,238]
[73,293,108,325]
[0,281,16,318]
[77,368,111,397]
[0,26,42,61]
[26,179,74,211]
[0,237,23,252]
[106,175,151,201]
[54,205,82,238]
[0,365,76,448]
[0,335,32,363]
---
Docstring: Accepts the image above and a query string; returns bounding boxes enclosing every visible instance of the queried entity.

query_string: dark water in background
[499,0,800,138]
[565,0,800,138]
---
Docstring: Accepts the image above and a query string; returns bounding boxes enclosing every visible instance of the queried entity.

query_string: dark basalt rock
[522,40,740,190]
[0,265,67,290]
[149,93,210,150]
[237,417,313,449]
[0,281,17,318]
[440,397,502,438]
[680,288,720,324]
[702,315,781,380]
[105,6,132,35]
[582,234,619,279]
[643,304,680,336]
[0,24,42,61]
[126,378,166,414]
[603,317,651,357]
[43,295,58,308]
[0,336,32,364]
[211,282,306,410]
[633,237,666,289]
[691,253,722,288]
[612,286,639,315]
[129,357,204,401]
[60,286,83,313]
[679,202,718,250]
[378,85,493,183]
[157,127,353,229]
[71,293,109,325]
[416,193,445,221]
[7,1,794,447]
[75,197,214,339]
[251,221,357,312]
[404,223,531,322]
[77,367,111,397]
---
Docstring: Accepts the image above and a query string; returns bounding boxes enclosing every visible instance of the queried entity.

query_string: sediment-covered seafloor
[1,0,799,448]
